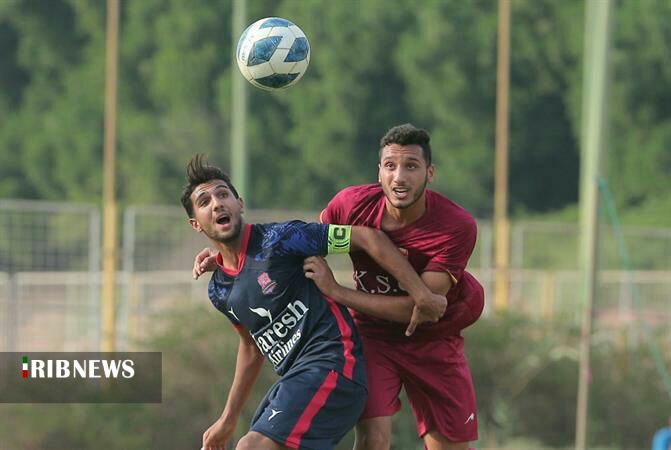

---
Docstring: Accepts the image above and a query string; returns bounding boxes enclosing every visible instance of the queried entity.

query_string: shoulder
[255,221,306,245]
[256,220,327,255]
[327,184,383,214]
[322,184,382,224]
[332,184,382,204]
[426,190,477,232]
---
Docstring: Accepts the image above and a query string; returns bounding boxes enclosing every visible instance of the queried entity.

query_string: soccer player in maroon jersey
[306,124,485,450]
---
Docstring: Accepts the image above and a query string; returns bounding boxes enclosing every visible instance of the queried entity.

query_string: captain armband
[327,225,352,254]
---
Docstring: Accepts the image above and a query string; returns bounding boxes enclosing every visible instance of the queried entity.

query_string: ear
[188,218,202,232]
[427,164,435,183]
[238,197,245,213]
[377,163,382,183]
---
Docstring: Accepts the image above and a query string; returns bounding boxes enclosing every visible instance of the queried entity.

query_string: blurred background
[0,0,670,449]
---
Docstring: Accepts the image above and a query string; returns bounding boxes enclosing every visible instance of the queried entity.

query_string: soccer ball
[235,17,310,90]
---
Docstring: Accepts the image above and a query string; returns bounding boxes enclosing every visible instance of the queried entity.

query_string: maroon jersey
[321,184,484,342]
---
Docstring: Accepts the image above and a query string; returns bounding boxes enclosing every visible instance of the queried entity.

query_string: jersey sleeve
[267,221,352,257]
[208,274,241,327]
[423,216,477,282]
[319,188,351,224]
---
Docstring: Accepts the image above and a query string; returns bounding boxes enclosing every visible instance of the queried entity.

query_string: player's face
[378,144,434,209]
[189,180,244,244]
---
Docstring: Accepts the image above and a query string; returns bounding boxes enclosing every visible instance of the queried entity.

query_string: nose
[211,195,224,210]
[392,166,408,184]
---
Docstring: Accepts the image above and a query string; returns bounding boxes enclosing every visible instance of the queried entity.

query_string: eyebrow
[382,155,422,162]
[195,184,230,201]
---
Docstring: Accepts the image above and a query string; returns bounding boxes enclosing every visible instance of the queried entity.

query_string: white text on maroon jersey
[354,271,407,295]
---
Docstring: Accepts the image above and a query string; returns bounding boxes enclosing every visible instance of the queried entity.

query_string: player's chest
[354,235,432,269]
[218,260,301,327]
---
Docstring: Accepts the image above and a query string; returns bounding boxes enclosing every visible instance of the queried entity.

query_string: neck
[383,193,427,229]
[213,224,245,271]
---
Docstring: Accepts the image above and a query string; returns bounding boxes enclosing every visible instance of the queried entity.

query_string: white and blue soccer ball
[235,17,310,90]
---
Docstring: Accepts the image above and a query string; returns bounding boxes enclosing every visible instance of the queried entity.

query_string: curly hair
[379,123,432,165]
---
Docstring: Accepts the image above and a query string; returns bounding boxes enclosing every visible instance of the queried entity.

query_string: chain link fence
[1,200,670,352]
[511,222,671,270]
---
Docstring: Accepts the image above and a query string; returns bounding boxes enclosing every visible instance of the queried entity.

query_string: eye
[406,164,417,170]
[384,162,395,169]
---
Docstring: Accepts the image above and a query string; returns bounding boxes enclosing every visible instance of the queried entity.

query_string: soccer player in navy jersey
[181,155,446,450]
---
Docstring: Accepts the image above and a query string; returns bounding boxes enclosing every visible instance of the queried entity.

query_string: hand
[193,247,217,280]
[405,292,447,336]
[202,417,235,450]
[303,256,339,297]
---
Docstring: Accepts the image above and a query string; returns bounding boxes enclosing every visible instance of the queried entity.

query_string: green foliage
[0,0,669,222]
[0,310,668,449]
[466,313,580,446]
[466,314,671,448]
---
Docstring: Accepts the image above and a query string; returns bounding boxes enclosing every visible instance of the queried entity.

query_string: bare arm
[220,328,265,423]
[304,256,453,335]
[347,226,447,321]
[202,327,265,448]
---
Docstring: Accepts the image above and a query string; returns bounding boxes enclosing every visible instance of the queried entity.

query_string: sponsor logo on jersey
[250,306,273,324]
[252,300,309,367]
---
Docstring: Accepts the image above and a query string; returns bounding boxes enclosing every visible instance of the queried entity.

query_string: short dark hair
[180,154,239,218]
[379,123,432,165]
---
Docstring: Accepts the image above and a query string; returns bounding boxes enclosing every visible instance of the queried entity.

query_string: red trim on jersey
[285,370,339,449]
[326,297,355,380]
[215,224,251,276]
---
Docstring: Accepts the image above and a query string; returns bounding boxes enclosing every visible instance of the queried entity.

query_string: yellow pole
[494,0,511,312]
[101,0,120,352]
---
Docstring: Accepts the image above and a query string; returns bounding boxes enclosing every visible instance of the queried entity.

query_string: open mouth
[392,187,410,198]
[215,214,231,226]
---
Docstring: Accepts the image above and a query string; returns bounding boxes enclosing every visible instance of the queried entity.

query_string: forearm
[331,284,414,323]
[220,340,265,424]
[352,227,431,304]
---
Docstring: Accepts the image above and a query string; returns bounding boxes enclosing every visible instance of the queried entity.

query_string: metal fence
[2,272,100,352]
[3,268,669,352]
[0,199,100,273]
[121,206,320,272]
[1,200,670,352]
[511,222,671,270]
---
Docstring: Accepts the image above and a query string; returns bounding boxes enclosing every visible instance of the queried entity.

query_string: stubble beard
[388,176,429,210]
[205,220,243,245]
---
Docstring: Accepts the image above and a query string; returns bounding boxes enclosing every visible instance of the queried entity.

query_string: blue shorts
[250,367,367,450]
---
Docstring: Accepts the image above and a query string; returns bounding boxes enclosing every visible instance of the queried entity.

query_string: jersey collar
[216,223,252,276]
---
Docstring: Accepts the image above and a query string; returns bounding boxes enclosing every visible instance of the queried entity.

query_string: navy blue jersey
[208,221,365,381]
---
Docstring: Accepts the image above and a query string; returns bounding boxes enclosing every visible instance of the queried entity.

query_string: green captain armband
[327,225,352,254]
